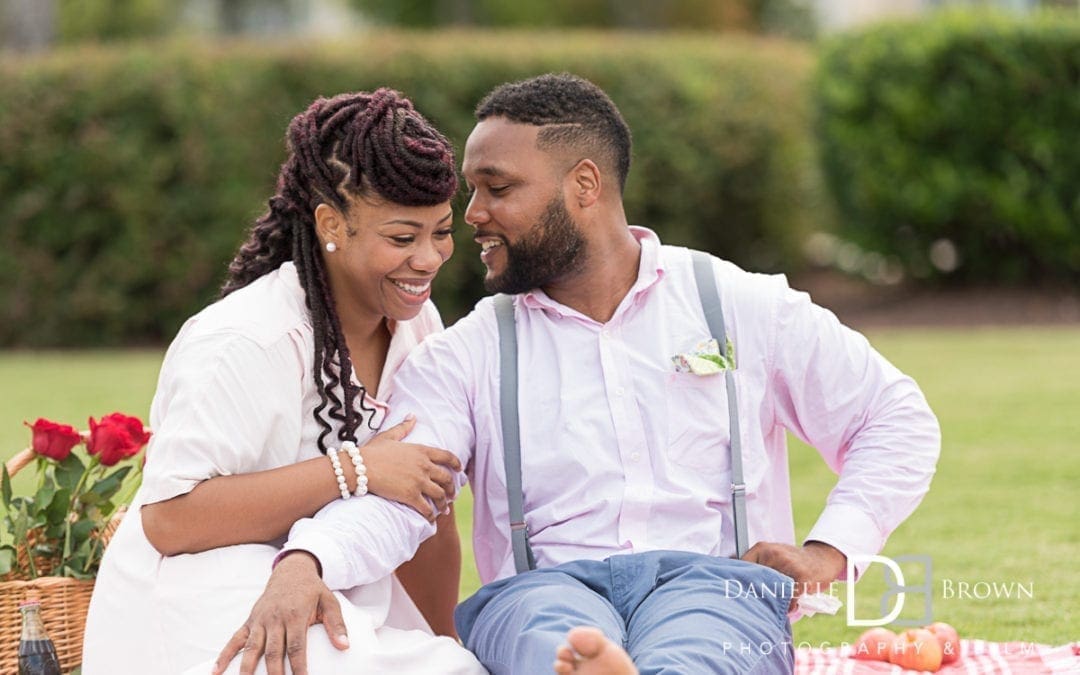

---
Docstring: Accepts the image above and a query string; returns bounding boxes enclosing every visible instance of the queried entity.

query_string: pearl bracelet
[342,440,368,497]
[327,447,350,500]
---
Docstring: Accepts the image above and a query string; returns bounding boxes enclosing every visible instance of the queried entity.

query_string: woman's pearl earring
[325,242,337,253]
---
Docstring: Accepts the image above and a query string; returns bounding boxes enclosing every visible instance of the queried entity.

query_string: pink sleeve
[767,280,941,579]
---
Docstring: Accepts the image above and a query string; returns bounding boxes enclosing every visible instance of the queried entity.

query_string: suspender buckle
[510,521,529,533]
[731,482,746,496]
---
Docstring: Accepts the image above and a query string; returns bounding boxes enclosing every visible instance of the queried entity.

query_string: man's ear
[314,203,344,249]
[568,159,602,208]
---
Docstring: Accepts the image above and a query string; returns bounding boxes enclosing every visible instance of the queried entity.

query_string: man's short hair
[475,73,632,192]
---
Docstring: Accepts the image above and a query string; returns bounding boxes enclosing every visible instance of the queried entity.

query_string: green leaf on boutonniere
[684,355,723,375]
[672,337,737,375]
[56,452,85,492]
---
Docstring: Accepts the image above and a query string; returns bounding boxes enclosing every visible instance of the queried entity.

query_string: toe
[566,626,608,659]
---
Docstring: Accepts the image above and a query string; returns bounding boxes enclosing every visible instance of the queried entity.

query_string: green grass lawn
[3,327,1077,646]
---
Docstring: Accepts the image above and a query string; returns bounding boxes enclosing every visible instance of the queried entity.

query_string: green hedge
[0,32,820,347]
[817,11,1080,284]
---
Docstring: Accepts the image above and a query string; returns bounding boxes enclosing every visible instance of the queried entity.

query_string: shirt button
[616,386,625,397]
[630,452,641,463]
[600,329,610,339]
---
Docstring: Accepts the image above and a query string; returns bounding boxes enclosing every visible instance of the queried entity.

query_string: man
[214,73,940,675]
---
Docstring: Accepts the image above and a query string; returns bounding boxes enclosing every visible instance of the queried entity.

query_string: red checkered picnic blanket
[795,639,1080,674]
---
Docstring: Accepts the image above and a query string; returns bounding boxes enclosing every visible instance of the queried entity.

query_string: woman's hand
[360,415,462,522]
[212,552,347,675]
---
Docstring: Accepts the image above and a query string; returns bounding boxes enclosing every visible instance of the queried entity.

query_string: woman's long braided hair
[220,89,458,454]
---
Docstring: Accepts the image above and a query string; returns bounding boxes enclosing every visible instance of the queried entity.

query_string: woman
[83,89,485,674]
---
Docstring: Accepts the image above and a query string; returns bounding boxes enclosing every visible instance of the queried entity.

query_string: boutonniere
[671,338,736,376]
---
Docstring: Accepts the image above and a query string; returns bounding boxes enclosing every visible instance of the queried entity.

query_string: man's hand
[741,540,846,610]
[212,551,348,675]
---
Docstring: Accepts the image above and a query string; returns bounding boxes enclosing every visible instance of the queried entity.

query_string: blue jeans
[455,551,795,675]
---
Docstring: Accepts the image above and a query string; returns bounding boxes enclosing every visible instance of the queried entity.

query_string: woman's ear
[569,159,602,208]
[314,203,344,250]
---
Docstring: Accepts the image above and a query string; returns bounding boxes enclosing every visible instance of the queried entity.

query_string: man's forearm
[284,494,437,590]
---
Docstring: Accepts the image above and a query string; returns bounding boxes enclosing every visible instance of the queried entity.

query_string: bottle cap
[18,599,42,608]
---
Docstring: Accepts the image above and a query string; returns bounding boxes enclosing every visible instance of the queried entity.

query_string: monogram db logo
[846,554,933,627]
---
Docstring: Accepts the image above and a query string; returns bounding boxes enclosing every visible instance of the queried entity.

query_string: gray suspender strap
[494,293,537,573]
[691,250,750,559]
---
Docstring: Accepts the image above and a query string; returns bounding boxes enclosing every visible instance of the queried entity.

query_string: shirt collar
[521,226,666,322]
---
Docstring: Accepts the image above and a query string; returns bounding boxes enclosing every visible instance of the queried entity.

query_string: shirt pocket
[663,372,732,475]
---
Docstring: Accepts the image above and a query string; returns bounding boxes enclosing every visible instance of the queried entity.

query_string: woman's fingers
[376,414,417,442]
[421,478,451,510]
[424,464,455,499]
[405,495,439,522]
[425,447,462,473]
[361,430,461,513]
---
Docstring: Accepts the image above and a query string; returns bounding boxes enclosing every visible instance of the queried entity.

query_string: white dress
[82,262,486,675]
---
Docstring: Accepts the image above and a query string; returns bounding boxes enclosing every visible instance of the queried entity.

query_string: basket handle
[5,447,35,478]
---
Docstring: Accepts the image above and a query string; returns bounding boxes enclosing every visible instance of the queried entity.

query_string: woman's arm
[141,418,461,556]
[394,504,463,638]
[142,454,346,556]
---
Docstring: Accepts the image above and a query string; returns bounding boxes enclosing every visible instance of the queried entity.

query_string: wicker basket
[1,447,127,673]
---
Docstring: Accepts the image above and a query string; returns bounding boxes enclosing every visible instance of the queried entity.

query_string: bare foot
[553,627,638,674]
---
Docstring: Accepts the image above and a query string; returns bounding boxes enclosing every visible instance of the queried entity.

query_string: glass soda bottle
[18,600,62,675]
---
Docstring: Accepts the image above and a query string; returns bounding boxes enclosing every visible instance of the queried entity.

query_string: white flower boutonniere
[671,338,736,376]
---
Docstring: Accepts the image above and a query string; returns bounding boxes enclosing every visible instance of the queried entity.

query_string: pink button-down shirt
[285,228,940,590]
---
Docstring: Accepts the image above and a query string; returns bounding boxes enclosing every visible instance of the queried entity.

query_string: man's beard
[483,196,586,295]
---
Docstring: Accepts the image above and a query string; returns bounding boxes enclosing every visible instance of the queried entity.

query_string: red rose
[87,413,152,467]
[24,418,82,461]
